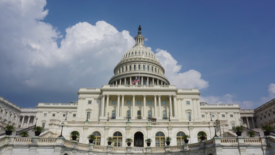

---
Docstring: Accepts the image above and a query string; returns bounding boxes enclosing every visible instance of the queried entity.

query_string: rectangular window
[148,101,152,105]
[88,100,92,104]
[73,114,76,117]
[187,112,191,121]
[112,101,116,104]
[127,101,131,105]
[42,122,45,129]
[143,65,145,70]
[202,114,205,117]
[137,101,141,105]
[147,66,149,71]
[52,114,55,117]
[87,112,91,119]
[230,114,233,117]
[162,101,166,105]
[186,101,190,105]
[222,114,225,117]
[44,113,47,117]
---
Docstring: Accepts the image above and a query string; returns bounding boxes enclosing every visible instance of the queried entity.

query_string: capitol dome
[109,26,170,85]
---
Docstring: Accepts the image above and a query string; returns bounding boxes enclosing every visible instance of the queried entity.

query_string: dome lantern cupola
[134,25,145,47]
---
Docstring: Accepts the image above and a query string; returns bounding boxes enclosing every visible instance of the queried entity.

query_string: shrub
[33,126,44,132]
[247,131,255,137]
[19,131,29,137]
[165,137,171,142]
[125,138,133,143]
[198,131,207,137]
[262,125,274,132]
[182,135,190,140]
[4,125,15,132]
[232,126,244,132]
[107,137,114,142]
[88,134,96,140]
[71,131,79,136]
[145,138,152,143]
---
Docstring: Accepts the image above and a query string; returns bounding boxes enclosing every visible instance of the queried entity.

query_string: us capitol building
[36,26,242,146]
[1,26,275,155]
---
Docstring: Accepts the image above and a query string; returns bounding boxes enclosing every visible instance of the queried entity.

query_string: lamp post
[107,112,109,121]
[169,112,171,122]
[213,122,218,138]
[35,117,38,127]
[58,122,64,138]
[210,112,213,121]
[128,113,130,122]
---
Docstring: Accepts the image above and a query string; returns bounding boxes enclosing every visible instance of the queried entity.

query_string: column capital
[117,95,120,97]
[132,95,135,97]
[173,95,177,98]
[143,95,146,97]
[158,95,161,97]
[121,95,124,97]
[101,95,105,98]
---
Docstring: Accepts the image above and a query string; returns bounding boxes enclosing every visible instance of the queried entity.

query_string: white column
[115,81,117,85]
[141,77,143,85]
[120,79,121,85]
[192,99,195,121]
[152,78,154,85]
[101,95,105,117]
[157,79,159,85]
[169,96,172,117]
[173,96,177,118]
[21,116,25,128]
[196,99,201,119]
[121,95,124,118]
[106,95,109,117]
[143,95,146,119]
[117,95,120,118]
[27,116,31,127]
[154,95,157,117]
[246,117,250,128]
[147,77,149,85]
[132,95,135,118]
[130,77,132,85]
[158,95,161,118]
[124,78,126,85]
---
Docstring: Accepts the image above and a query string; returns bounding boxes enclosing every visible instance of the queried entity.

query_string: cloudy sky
[0,0,274,109]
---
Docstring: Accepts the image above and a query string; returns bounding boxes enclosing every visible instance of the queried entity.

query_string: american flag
[132,77,139,85]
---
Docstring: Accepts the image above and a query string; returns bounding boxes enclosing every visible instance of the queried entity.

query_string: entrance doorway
[134,132,144,147]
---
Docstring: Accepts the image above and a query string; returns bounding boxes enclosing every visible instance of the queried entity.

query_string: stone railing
[0,136,274,155]
[200,104,239,107]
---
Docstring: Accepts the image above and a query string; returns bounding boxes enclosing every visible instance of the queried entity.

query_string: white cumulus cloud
[155,49,209,89]
[201,83,275,109]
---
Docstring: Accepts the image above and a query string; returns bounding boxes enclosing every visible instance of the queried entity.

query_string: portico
[100,93,178,121]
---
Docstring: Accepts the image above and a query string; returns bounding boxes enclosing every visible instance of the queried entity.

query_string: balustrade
[0,136,272,154]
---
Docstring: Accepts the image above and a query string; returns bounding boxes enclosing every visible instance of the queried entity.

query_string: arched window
[197,131,207,142]
[112,110,116,119]
[137,110,141,119]
[163,110,167,119]
[177,132,186,145]
[155,132,165,147]
[113,132,122,147]
[148,110,152,118]
[93,132,101,145]
[70,131,80,141]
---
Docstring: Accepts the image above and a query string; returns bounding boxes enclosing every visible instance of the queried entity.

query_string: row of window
[201,114,234,118]
[124,51,156,59]
[70,131,207,147]
[43,113,76,117]
[259,111,275,120]
[110,101,191,105]
[116,64,162,75]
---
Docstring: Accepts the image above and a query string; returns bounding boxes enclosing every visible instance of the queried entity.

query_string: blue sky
[0,0,274,109]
